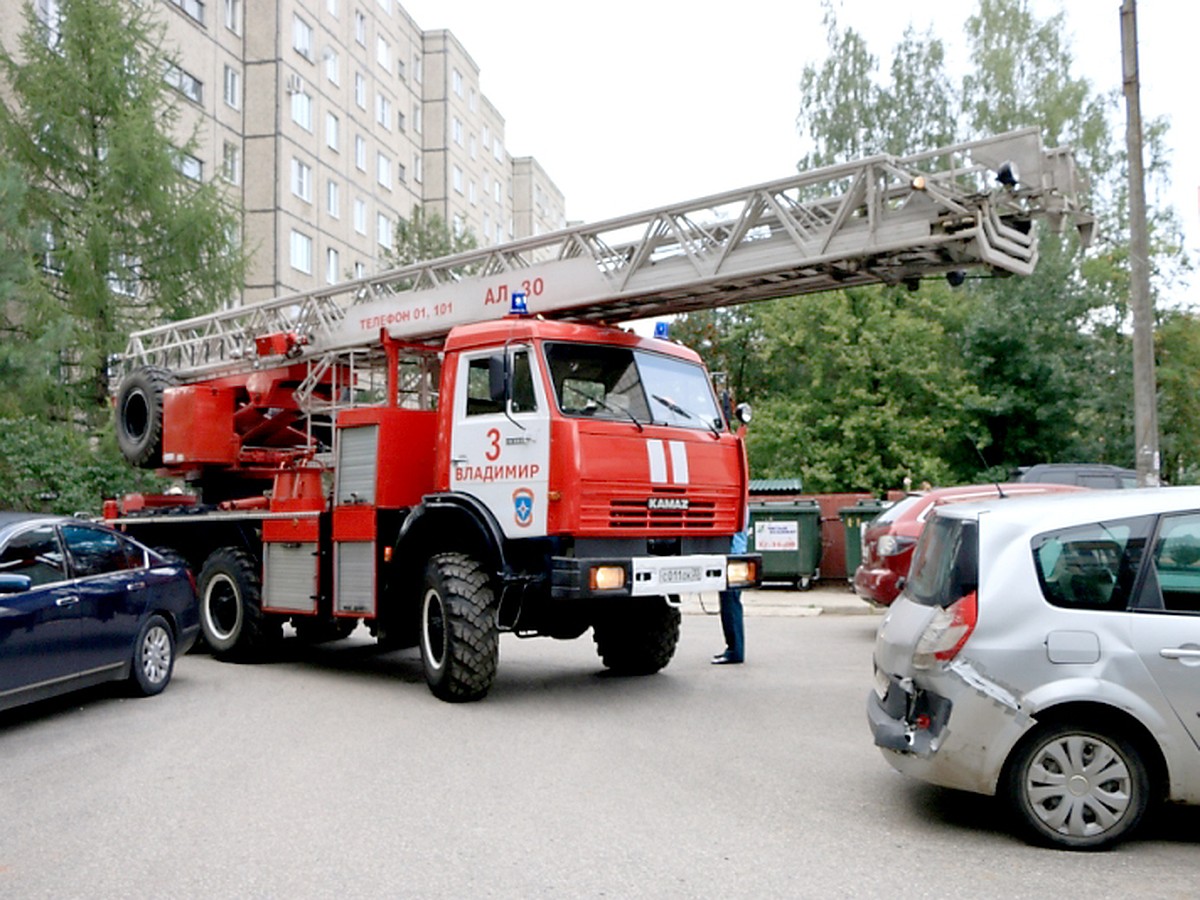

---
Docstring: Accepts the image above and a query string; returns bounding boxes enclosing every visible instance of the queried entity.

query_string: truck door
[449,345,551,538]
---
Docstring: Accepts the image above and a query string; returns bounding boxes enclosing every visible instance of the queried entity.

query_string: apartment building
[0,0,567,305]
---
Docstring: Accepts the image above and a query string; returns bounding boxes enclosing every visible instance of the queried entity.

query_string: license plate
[873,668,890,700]
[659,566,701,585]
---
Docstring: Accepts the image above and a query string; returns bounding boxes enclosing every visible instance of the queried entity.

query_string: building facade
[1,0,568,305]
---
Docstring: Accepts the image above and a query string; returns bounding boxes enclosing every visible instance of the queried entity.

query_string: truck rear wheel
[115,366,175,467]
[592,596,681,675]
[420,552,499,702]
[197,548,281,660]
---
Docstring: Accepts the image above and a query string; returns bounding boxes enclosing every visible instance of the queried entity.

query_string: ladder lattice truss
[118,128,1090,383]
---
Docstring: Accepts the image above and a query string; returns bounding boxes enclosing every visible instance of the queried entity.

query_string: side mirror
[735,403,752,425]
[0,573,33,594]
[487,354,508,404]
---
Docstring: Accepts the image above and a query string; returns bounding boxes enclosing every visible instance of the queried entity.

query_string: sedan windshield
[543,342,722,431]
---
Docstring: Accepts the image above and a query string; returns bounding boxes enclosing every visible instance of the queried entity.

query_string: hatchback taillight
[912,590,977,669]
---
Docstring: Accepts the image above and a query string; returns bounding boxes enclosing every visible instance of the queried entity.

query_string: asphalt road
[1,611,1196,898]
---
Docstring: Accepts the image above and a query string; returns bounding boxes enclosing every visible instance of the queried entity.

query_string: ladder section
[117,129,1089,383]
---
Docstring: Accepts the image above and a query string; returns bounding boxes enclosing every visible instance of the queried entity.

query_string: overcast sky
[398,1,1194,293]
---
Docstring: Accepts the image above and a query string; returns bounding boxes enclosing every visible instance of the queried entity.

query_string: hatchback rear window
[905,515,978,609]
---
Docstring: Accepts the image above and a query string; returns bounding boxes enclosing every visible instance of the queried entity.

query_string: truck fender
[397,493,511,578]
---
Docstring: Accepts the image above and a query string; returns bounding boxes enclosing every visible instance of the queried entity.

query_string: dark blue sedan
[0,513,199,713]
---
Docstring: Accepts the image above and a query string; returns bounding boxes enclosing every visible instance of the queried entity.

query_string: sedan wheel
[1006,721,1149,850]
[130,614,175,697]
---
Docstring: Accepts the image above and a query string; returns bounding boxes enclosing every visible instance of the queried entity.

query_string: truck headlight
[726,560,756,587]
[590,565,626,591]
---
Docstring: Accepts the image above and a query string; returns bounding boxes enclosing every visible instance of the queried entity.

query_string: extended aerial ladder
[116,128,1090,388]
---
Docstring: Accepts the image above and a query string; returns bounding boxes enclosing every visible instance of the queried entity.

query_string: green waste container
[838,498,892,581]
[748,500,822,589]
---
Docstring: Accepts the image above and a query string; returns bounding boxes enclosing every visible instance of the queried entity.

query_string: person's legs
[714,589,744,663]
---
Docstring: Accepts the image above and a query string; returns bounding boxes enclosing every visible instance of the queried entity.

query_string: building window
[353,198,367,235]
[414,154,422,184]
[354,72,365,109]
[291,90,313,131]
[325,112,339,151]
[377,213,393,249]
[327,0,338,15]
[452,117,463,146]
[376,0,390,13]
[164,64,203,104]
[469,135,476,160]
[377,35,391,73]
[452,165,463,194]
[377,152,391,189]
[291,158,312,202]
[326,247,340,284]
[397,163,406,184]
[178,152,203,182]
[397,110,406,133]
[290,230,313,274]
[452,68,463,97]
[223,0,240,34]
[223,65,240,109]
[469,88,477,112]
[325,48,339,85]
[354,11,366,45]
[354,261,365,279]
[493,180,501,203]
[221,142,240,185]
[168,0,205,27]
[327,180,340,218]
[468,180,476,205]
[375,95,391,130]
[453,214,465,239]
[397,58,405,81]
[293,15,313,60]
[354,135,366,170]
[413,104,422,134]
[413,53,422,83]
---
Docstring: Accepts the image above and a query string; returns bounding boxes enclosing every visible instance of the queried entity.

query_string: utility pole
[1121,0,1159,486]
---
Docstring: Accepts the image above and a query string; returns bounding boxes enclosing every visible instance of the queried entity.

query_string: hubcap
[141,624,171,684]
[204,574,241,642]
[1025,734,1132,838]
[422,588,446,669]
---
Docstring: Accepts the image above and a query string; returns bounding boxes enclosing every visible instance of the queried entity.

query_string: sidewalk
[679,582,884,617]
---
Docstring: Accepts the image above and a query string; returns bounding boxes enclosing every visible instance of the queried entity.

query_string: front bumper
[551,553,762,600]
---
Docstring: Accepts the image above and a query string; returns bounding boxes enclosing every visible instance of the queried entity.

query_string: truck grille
[608,496,717,529]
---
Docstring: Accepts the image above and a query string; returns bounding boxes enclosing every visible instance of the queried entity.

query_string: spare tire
[115,366,176,467]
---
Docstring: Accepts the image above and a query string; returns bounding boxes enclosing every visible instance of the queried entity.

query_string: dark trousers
[718,589,744,662]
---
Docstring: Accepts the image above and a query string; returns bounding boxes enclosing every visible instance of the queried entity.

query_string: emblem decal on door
[513,487,534,527]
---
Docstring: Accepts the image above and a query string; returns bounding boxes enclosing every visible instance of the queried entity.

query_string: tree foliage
[683,0,1193,493]
[0,0,245,417]
[382,205,478,269]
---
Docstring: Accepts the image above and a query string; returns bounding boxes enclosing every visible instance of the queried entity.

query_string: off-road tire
[592,596,681,675]
[420,552,499,702]
[1002,720,1151,850]
[115,366,176,468]
[197,547,281,661]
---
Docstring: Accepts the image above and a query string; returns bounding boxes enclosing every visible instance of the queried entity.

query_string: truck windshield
[543,342,722,431]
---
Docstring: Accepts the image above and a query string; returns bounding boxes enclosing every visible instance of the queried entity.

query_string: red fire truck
[105,129,1089,700]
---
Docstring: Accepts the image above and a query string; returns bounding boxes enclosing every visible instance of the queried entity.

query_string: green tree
[1155,309,1200,484]
[0,0,245,419]
[382,205,478,269]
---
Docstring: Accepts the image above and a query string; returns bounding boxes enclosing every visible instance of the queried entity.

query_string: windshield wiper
[651,394,720,437]
[564,384,644,432]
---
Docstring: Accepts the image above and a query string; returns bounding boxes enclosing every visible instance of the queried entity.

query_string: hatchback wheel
[1004,721,1150,850]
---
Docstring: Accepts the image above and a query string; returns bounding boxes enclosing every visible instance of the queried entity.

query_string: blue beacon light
[510,290,528,315]
[653,321,670,339]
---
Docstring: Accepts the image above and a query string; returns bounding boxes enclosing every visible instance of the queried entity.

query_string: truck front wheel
[420,552,499,702]
[197,548,281,660]
[593,596,681,675]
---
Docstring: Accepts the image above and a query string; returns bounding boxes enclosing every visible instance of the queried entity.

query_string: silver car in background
[868,487,1200,850]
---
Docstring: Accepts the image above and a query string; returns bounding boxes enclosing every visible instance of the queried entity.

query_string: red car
[853,483,1085,607]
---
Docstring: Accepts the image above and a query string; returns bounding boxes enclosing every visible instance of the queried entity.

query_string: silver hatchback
[868,486,1200,850]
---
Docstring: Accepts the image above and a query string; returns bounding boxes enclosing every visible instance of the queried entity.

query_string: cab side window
[464,357,503,417]
[0,525,67,587]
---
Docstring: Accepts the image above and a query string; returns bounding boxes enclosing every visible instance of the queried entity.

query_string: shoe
[711,653,743,665]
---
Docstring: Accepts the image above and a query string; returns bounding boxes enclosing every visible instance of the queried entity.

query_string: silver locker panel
[337,424,379,504]
[335,541,375,615]
[263,542,318,613]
